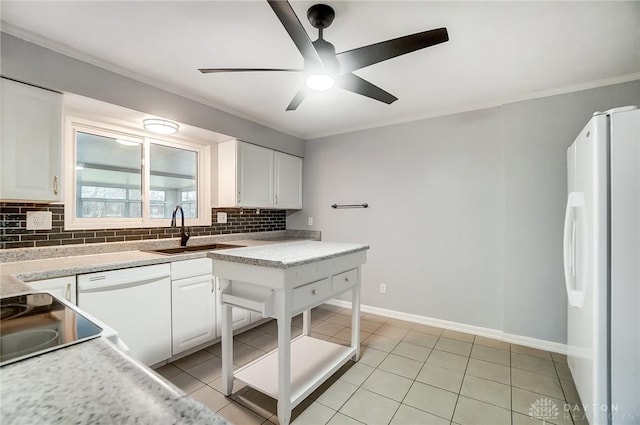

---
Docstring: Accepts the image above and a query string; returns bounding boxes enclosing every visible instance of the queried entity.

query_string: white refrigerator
[564,106,639,425]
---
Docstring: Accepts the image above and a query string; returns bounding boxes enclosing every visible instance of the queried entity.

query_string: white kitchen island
[208,241,368,425]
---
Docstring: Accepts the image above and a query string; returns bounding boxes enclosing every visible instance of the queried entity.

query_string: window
[65,118,211,230]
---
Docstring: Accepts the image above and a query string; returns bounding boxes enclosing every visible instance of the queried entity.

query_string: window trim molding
[64,116,211,230]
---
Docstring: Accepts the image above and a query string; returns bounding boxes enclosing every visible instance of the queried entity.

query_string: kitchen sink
[144,243,245,255]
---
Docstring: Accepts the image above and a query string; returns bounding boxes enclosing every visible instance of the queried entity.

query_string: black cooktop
[0,293,103,366]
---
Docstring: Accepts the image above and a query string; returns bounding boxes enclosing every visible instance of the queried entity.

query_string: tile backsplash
[0,203,286,250]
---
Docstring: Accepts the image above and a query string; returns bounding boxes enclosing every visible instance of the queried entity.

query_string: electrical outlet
[26,211,52,230]
[308,217,314,226]
[380,283,386,294]
[216,212,227,224]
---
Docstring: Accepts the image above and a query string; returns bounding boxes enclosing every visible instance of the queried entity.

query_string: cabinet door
[172,274,216,355]
[274,152,303,209]
[29,276,77,305]
[237,142,274,207]
[1,79,62,202]
[231,308,252,330]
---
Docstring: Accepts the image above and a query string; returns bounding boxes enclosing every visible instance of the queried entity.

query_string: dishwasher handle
[78,272,170,293]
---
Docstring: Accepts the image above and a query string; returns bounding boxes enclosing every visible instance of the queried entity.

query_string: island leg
[277,310,292,425]
[221,281,234,396]
[351,279,361,361]
[302,310,311,336]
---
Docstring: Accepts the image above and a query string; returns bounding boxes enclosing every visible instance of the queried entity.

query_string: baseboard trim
[326,299,567,355]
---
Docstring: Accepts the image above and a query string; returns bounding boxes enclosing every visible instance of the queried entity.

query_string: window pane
[149,190,165,201]
[76,132,142,218]
[149,143,198,219]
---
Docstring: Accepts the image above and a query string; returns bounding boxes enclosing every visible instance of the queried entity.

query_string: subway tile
[35,240,62,247]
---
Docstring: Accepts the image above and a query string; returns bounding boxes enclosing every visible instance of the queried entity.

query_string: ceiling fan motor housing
[307,4,335,29]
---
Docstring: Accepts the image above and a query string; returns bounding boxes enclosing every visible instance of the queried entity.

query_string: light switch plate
[26,211,52,230]
[217,212,228,224]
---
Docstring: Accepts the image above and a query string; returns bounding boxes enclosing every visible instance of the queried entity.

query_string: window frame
[64,116,211,230]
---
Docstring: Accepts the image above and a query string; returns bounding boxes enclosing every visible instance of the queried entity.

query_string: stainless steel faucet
[171,205,190,247]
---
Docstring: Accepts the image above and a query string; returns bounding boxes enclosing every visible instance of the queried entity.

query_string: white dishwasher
[77,263,172,366]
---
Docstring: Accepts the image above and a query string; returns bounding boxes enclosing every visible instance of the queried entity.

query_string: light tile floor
[154,305,586,425]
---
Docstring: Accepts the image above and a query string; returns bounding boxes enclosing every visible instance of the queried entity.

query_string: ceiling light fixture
[143,118,179,135]
[305,73,335,92]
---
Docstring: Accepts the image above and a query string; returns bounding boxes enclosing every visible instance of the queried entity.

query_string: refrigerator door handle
[563,192,586,308]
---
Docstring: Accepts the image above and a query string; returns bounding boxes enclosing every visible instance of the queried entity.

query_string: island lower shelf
[234,335,356,407]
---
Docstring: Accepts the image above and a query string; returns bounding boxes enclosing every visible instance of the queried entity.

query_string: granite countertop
[0,338,226,425]
[0,230,320,296]
[0,229,320,425]
[208,240,369,268]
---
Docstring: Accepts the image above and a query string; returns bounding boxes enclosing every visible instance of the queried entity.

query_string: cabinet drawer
[293,278,331,312]
[171,258,212,280]
[332,268,358,291]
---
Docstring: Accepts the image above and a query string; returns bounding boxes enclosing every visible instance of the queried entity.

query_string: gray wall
[289,80,640,344]
[0,33,304,156]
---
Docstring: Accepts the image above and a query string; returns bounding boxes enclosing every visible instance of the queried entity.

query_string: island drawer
[220,280,275,318]
[293,278,331,312]
[332,268,358,291]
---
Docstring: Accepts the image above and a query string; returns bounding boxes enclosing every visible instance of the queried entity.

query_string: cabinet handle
[275,194,278,205]
[238,191,241,203]
[211,279,214,293]
[53,176,59,195]
[312,289,318,295]
[65,283,71,301]
[345,277,350,282]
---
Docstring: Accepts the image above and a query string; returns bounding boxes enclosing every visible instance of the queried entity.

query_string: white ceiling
[2,1,639,140]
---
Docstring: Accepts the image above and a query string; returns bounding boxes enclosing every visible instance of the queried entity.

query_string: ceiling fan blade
[199,68,302,74]
[267,0,323,68]
[337,73,398,104]
[336,28,449,74]
[286,88,308,111]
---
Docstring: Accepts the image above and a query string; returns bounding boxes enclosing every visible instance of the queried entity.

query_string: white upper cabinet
[237,141,274,207]
[1,79,62,202]
[274,152,303,209]
[218,140,302,209]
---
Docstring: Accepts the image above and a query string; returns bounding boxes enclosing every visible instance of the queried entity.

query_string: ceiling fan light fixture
[305,73,335,92]
[143,118,179,135]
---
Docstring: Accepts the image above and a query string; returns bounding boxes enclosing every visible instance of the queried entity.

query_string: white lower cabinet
[171,258,216,356]
[29,276,76,305]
